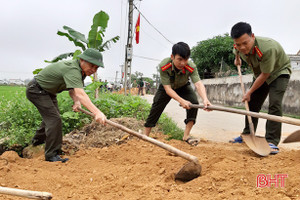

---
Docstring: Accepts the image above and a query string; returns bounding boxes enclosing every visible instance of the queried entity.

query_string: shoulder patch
[185,65,194,73]
[161,63,172,71]
[254,46,263,58]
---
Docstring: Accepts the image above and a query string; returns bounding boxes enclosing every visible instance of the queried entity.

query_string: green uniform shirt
[234,36,291,84]
[35,60,85,95]
[159,58,200,89]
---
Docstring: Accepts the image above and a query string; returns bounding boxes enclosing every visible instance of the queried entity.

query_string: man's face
[171,54,188,70]
[80,60,99,76]
[233,33,255,55]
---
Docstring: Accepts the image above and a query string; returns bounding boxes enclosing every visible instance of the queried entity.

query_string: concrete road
[142,95,300,150]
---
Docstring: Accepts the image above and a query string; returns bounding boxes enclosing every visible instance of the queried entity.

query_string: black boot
[46,155,69,163]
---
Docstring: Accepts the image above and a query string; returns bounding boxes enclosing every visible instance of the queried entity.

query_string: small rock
[158,168,165,175]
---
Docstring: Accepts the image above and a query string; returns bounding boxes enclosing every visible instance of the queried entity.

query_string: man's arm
[194,81,212,110]
[243,72,270,102]
[69,89,81,111]
[234,53,270,102]
[69,88,106,125]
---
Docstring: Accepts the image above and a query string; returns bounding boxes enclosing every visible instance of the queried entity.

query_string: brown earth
[1,118,300,200]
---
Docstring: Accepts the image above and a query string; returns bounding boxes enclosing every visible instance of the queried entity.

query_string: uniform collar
[248,38,263,58]
[171,62,186,74]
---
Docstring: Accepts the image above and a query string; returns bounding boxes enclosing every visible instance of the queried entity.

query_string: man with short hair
[26,48,107,162]
[138,77,144,96]
[229,22,291,154]
[144,42,211,146]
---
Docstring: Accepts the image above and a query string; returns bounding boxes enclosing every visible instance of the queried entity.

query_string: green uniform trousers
[26,79,62,160]
[145,82,199,128]
[243,74,290,146]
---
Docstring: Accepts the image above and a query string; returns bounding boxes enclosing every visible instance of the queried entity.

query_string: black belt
[278,74,290,79]
[31,78,44,90]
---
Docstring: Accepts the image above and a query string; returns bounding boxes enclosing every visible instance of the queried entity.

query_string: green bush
[158,114,184,140]
[0,86,183,150]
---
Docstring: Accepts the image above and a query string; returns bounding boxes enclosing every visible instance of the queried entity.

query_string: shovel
[282,130,300,143]
[77,107,202,182]
[235,64,271,156]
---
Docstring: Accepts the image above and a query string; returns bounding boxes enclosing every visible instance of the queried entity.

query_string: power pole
[115,71,119,85]
[124,0,134,95]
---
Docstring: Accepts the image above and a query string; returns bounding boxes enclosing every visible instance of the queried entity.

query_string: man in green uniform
[26,48,107,162]
[144,42,211,145]
[229,22,291,154]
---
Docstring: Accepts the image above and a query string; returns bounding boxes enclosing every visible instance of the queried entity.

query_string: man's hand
[234,53,242,67]
[242,91,251,102]
[180,99,192,109]
[95,112,107,125]
[72,101,81,112]
[203,99,212,111]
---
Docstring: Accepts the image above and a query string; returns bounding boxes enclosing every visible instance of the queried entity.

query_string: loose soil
[1,118,300,200]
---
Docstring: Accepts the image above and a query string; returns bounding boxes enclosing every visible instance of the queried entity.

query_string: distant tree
[131,71,143,85]
[191,33,248,79]
[143,77,154,87]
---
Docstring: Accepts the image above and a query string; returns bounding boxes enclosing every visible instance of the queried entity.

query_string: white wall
[202,70,300,115]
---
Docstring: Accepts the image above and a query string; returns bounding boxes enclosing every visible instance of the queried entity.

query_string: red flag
[135,13,140,44]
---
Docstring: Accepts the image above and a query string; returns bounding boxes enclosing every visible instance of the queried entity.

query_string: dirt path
[1,97,300,199]
[142,95,300,150]
[1,133,300,200]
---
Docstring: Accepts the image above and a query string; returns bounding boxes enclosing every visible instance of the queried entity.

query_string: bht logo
[256,174,288,188]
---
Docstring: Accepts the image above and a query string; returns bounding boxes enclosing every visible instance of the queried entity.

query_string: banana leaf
[44,52,74,63]
[88,11,109,49]
[100,36,120,51]
[63,26,88,44]
[57,31,86,50]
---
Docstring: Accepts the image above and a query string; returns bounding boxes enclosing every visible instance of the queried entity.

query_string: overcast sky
[1,0,300,81]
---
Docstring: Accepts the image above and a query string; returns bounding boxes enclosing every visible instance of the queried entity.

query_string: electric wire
[133,4,174,45]
[132,54,161,62]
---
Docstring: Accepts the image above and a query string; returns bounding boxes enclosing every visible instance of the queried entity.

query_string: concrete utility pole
[124,0,134,95]
[115,71,119,85]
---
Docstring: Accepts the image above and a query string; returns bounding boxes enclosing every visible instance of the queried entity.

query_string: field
[0,85,25,105]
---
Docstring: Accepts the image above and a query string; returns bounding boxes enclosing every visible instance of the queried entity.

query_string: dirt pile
[115,88,139,95]
[1,118,300,199]
[61,117,144,156]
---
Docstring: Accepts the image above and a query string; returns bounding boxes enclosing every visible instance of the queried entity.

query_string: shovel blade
[175,162,202,182]
[282,130,300,143]
[242,134,271,156]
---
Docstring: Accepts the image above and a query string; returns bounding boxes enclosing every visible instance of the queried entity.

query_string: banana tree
[45,10,120,97]
[46,11,119,62]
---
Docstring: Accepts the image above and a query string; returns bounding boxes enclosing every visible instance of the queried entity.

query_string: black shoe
[46,155,69,163]
[31,139,45,146]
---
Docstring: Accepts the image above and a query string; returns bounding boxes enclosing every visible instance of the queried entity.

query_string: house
[8,79,25,85]
[288,50,300,70]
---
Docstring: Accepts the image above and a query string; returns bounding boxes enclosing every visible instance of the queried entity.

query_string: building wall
[202,70,300,115]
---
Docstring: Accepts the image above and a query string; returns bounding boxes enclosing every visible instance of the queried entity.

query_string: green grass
[0,86,25,105]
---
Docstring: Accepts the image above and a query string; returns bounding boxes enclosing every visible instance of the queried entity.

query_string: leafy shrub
[0,86,183,151]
